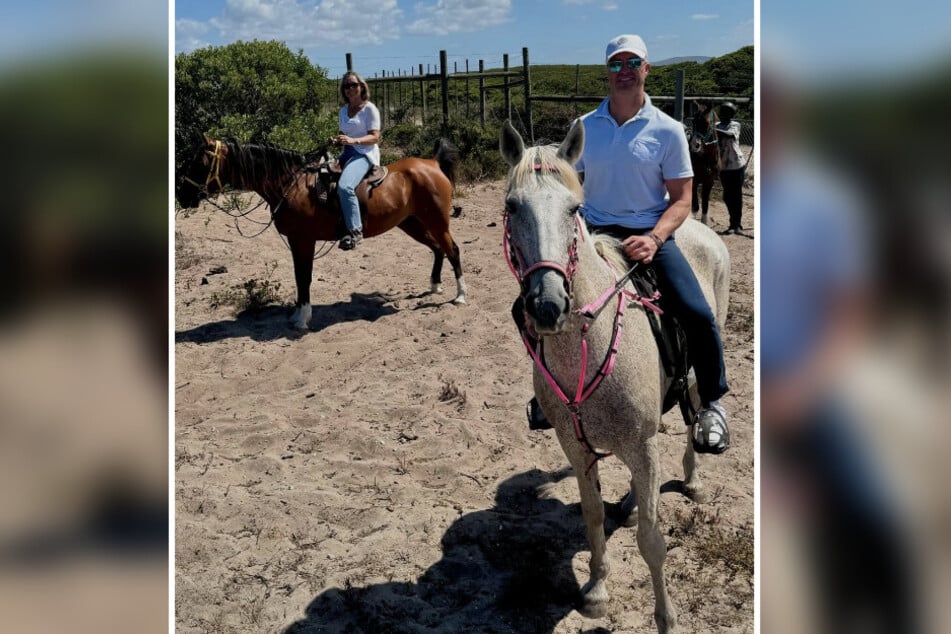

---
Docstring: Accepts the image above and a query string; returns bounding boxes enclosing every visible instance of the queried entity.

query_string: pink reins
[503,209,662,468]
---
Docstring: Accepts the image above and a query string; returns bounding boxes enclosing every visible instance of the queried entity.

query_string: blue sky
[175,0,755,77]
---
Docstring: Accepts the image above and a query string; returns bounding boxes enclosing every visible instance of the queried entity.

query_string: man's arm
[620,176,692,264]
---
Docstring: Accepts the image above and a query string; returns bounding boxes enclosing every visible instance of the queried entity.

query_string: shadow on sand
[175,292,399,344]
[284,468,638,634]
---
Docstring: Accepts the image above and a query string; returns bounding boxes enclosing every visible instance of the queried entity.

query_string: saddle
[626,266,695,420]
[305,154,389,236]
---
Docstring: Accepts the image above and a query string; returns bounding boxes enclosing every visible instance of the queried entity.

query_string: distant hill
[653,56,713,66]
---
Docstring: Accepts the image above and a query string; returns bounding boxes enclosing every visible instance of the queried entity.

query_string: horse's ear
[557,120,584,165]
[499,120,524,167]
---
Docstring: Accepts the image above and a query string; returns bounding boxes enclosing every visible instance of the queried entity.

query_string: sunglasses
[608,58,645,73]
[343,83,360,89]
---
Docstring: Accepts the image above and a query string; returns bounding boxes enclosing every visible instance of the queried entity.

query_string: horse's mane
[506,144,583,199]
[591,232,629,273]
[222,138,309,189]
[506,143,633,271]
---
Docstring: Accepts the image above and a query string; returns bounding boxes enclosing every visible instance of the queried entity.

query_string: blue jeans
[338,153,370,233]
[591,223,729,405]
[652,236,729,404]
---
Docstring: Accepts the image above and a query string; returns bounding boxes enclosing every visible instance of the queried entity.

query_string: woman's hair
[339,72,370,103]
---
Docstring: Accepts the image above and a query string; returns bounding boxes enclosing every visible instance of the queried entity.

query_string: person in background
[716,101,747,234]
[335,71,381,250]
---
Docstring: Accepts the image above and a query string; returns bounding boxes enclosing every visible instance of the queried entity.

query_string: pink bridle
[502,207,581,297]
[503,207,662,468]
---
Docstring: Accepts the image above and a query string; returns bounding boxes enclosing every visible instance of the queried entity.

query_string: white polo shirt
[339,101,381,165]
[575,94,693,229]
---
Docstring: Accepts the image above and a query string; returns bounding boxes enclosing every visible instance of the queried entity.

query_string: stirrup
[338,229,363,251]
[527,397,552,431]
[692,405,730,454]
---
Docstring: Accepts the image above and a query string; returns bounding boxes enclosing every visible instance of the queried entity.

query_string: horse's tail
[433,138,460,189]
[433,138,462,217]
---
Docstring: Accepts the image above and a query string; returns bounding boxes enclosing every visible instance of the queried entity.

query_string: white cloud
[175,19,211,54]
[691,13,720,20]
[407,0,511,35]
[562,0,617,7]
[204,0,403,49]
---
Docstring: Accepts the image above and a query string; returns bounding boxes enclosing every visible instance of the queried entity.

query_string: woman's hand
[335,134,357,146]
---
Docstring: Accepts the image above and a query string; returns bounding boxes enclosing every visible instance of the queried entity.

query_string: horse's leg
[561,446,611,619]
[288,236,316,330]
[396,217,445,295]
[691,176,700,216]
[682,429,708,503]
[409,211,467,304]
[618,439,679,633]
[443,237,467,304]
[700,178,712,226]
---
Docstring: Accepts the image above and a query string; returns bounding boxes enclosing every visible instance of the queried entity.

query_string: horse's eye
[569,204,581,216]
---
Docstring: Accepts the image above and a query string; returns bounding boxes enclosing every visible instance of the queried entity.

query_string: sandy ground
[175,180,754,633]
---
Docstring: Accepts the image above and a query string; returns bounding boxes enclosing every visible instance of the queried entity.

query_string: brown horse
[176,135,467,329]
[688,102,720,225]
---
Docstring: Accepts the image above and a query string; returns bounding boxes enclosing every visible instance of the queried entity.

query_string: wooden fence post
[574,64,580,118]
[522,47,534,143]
[675,69,685,122]
[419,63,426,125]
[440,50,449,128]
[503,54,511,122]
[465,59,470,120]
[479,60,486,129]
[346,53,353,72]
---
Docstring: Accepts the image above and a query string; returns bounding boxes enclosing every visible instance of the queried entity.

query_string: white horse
[499,120,730,632]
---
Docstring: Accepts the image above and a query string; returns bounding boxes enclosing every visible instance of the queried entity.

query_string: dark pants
[594,224,729,405]
[719,166,746,229]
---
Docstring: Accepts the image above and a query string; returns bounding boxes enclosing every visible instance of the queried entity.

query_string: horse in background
[688,102,720,225]
[500,120,730,632]
[176,135,467,330]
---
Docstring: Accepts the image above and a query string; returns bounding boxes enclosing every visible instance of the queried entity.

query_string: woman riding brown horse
[176,134,467,329]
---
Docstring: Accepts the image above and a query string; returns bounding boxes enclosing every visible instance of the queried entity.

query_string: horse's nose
[525,271,570,333]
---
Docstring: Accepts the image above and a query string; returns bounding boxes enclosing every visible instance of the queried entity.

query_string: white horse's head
[500,120,585,335]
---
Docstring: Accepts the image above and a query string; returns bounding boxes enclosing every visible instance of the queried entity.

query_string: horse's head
[500,120,585,335]
[176,133,228,209]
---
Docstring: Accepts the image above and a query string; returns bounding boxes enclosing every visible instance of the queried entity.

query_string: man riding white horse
[526,34,731,454]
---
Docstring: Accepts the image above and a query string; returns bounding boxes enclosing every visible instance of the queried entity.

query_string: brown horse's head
[176,133,227,209]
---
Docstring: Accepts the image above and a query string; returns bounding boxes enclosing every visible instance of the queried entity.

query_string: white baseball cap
[605,34,648,63]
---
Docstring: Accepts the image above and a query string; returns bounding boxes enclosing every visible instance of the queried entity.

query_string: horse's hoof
[451,295,467,305]
[430,284,444,295]
[579,596,609,619]
[579,581,609,619]
[655,611,679,633]
[684,483,708,504]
